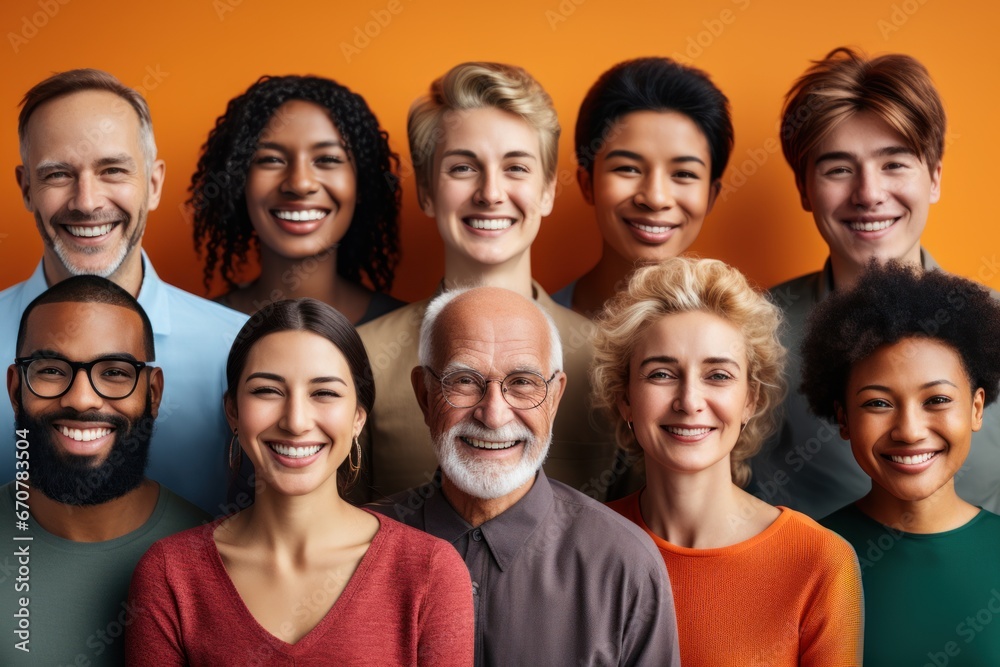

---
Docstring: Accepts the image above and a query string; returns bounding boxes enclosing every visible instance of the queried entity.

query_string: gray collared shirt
[373,470,680,667]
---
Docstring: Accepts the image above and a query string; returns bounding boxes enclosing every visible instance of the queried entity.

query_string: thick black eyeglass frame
[14,355,150,400]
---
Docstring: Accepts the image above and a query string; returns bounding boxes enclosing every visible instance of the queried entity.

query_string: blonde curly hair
[591,257,786,487]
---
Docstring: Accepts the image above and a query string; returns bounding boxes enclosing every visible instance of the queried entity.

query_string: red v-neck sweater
[126,510,474,666]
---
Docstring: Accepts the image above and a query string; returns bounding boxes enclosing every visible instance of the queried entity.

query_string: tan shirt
[354,281,622,503]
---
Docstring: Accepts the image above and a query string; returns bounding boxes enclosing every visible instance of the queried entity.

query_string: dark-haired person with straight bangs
[127,299,473,666]
[750,47,1000,519]
[553,57,732,318]
[191,75,404,324]
[801,261,1000,665]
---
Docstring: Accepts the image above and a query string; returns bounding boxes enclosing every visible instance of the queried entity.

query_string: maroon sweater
[126,510,474,666]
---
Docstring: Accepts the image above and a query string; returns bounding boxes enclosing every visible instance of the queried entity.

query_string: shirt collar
[426,468,555,572]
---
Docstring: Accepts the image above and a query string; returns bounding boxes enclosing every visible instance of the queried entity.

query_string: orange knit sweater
[608,491,863,666]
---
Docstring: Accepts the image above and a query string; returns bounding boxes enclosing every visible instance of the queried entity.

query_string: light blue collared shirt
[0,253,248,514]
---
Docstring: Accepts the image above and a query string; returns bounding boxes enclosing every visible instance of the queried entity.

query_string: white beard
[434,420,551,500]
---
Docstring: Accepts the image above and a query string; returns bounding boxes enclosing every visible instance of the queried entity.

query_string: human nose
[69,172,106,214]
[279,392,312,435]
[281,158,319,197]
[473,169,505,206]
[891,403,928,444]
[851,167,887,208]
[60,367,104,412]
[473,380,515,429]
[634,172,675,210]
[672,380,705,414]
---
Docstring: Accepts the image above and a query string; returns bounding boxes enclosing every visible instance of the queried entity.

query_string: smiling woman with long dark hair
[126,299,473,666]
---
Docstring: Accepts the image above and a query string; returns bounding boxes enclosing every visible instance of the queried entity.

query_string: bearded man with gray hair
[372,286,679,666]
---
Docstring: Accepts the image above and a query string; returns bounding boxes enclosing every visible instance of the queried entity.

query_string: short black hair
[801,261,1000,421]
[575,57,733,181]
[190,74,401,294]
[225,298,374,493]
[16,275,155,359]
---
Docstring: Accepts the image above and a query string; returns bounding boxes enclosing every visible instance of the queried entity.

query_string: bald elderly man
[373,287,680,666]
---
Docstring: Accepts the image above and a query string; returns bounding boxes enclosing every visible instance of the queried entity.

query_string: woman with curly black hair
[802,261,1000,665]
[190,75,404,323]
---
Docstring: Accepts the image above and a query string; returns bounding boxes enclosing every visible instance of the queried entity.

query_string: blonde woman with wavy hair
[594,257,862,666]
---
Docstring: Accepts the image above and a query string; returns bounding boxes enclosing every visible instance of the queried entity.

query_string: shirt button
[472,529,483,542]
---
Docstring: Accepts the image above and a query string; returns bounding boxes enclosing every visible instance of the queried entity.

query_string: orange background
[1,0,998,301]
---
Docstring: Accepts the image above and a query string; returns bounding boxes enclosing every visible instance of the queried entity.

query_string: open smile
[267,442,326,458]
[882,450,941,465]
[272,208,330,222]
[463,217,515,231]
[844,217,899,233]
[460,436,521,450]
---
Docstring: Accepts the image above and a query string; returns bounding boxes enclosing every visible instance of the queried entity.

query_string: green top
[822,503,1000,666]
[0,481,208,666]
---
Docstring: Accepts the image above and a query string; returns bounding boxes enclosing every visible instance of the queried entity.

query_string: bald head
[414,287,567,504]
[420,287,563,375]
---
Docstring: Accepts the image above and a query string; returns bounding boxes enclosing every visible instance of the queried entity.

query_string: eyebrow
[814,146,916,165]
[855,379,958,394]
[639,355,740,367]
[245,372,346,385]
[95,154,136,168]
[440,149,537,161]
[23,349,140,362]
[256,140,346,151]
[605,149,707,166]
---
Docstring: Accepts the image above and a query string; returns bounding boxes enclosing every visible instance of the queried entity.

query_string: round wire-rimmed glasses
[424,367,557,410]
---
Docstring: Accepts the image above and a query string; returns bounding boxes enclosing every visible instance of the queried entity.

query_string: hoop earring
[627,421,634,433]
[228,429,242,473]
[348,434,362,483]
[740,421,748,433]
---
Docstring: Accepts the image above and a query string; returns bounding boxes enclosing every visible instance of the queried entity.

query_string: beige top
[354,281,625,503]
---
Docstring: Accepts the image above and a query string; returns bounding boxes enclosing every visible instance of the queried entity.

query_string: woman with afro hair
[803,261,1000,665]
[190,75,404,324]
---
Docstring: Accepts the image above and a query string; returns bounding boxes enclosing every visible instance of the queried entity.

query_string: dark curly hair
[190,75,401,293]
[801,261,1000,422]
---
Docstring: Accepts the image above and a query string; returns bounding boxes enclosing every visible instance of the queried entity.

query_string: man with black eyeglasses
[373,287,680,667]
[1,276,207,667]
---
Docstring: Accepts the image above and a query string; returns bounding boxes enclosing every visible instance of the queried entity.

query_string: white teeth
[269,443,322,458]
[463,437,518,450]
[58,426,112,442]
[889,452,937,465]
[631,222,673,233]
[273,209,327,222]
[665,426,712,437]
[467,218,513,230]
[66,223,114,238]
[849,219,895,232]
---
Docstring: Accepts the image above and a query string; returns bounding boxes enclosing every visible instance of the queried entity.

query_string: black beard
[15,394,155,506]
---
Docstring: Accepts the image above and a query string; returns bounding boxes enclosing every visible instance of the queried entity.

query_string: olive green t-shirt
[822,503,1000,666]
[0,481,207,666]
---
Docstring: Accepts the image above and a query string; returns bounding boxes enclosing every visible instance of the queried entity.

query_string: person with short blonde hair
[597,257,863,665]
[357,62,621,504]
[407,62,560,196]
